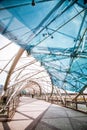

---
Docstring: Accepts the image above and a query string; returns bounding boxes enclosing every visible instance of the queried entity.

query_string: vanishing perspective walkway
[0,96,87,130]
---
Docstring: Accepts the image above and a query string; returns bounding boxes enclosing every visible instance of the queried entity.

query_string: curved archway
[3,48,52,99]
[24,80,42,96]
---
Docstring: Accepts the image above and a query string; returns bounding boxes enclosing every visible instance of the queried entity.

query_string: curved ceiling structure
[0,0,87,94]
[0,37,52,97]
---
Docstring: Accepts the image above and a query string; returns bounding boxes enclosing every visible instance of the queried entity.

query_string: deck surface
[0,96,87,130]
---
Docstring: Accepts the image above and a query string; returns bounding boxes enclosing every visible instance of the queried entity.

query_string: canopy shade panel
[0,0,87,92]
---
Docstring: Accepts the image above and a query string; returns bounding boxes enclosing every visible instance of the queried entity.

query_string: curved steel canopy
[0,0,87,93]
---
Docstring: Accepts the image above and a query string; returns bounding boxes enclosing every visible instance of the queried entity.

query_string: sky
[0,34,20,85]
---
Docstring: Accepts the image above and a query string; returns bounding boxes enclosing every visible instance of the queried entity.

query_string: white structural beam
[4,48,24,91]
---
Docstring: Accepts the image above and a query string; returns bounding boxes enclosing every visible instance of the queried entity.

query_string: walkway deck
[0,96,87,130]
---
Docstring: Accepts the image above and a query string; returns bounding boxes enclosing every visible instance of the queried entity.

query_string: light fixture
[32,0,35,6]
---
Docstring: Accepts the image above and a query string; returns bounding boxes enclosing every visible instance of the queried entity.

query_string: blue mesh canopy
[0,0,87,92]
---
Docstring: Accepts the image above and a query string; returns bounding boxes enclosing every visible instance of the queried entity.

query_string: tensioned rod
[4,48,24,91]
[0,0,53,10]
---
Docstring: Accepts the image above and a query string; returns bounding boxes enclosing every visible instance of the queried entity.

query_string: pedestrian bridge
[0,96,87,130]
